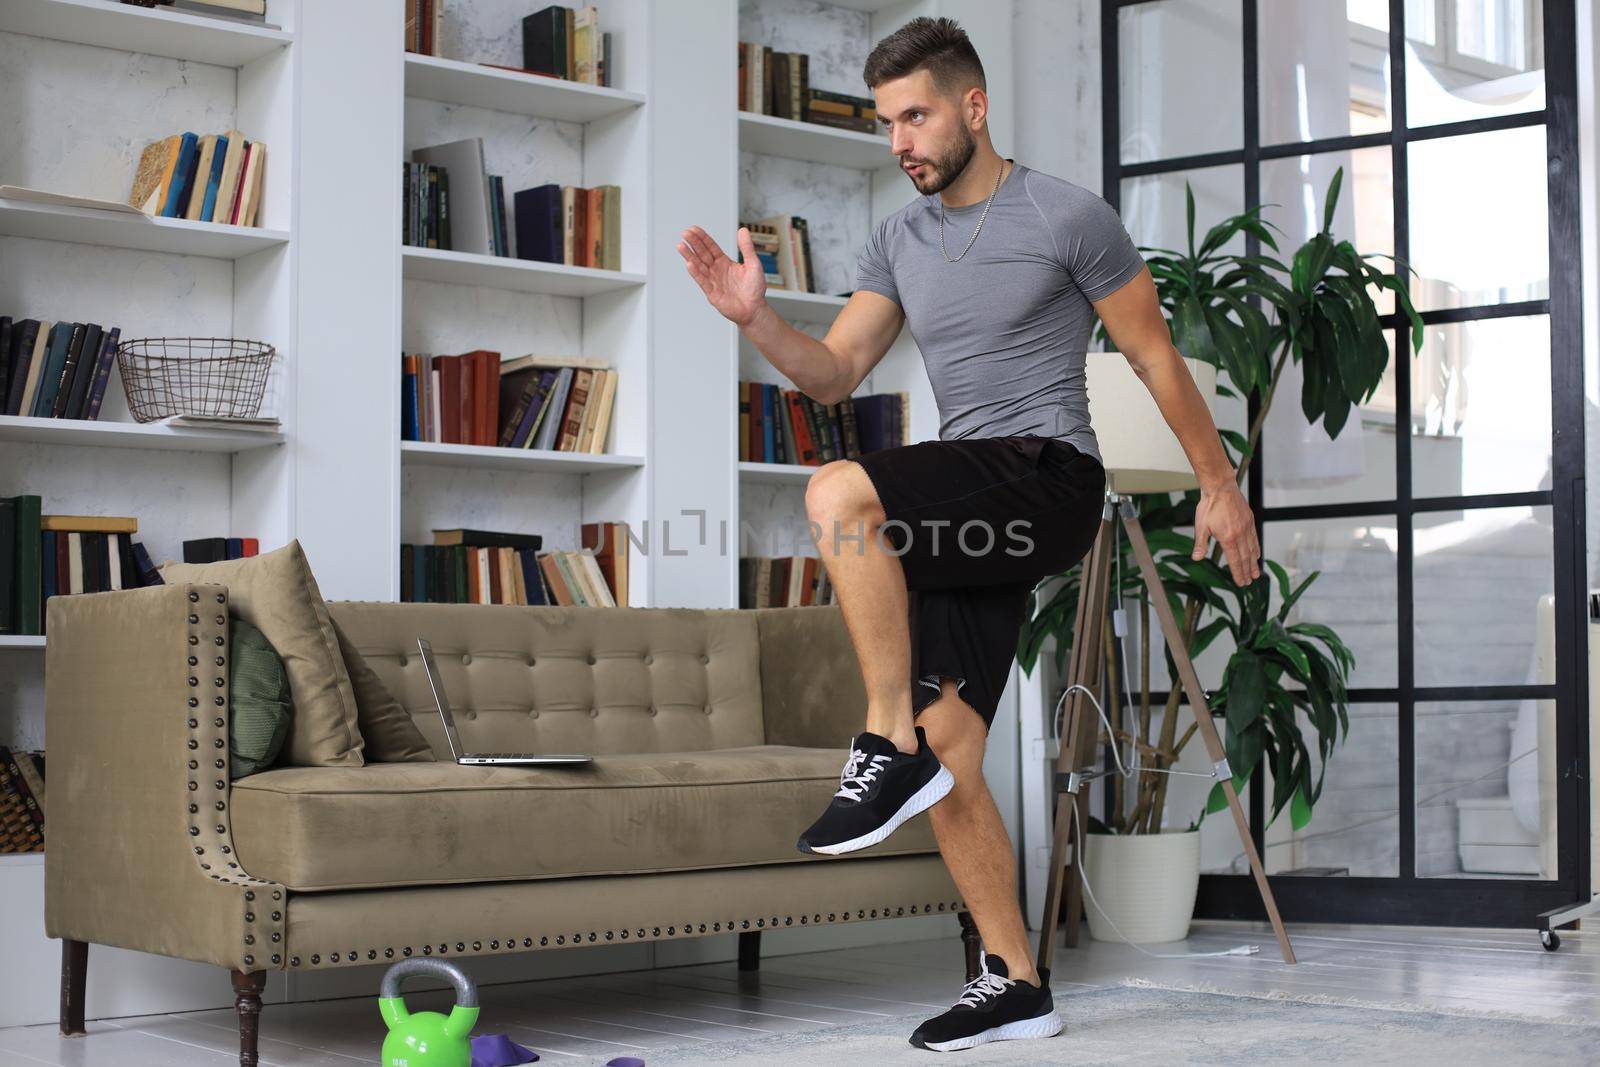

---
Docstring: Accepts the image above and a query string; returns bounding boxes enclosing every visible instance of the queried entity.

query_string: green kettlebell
[378,957,480,1067]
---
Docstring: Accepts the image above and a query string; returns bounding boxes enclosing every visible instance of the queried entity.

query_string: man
[678,15,1260,1054]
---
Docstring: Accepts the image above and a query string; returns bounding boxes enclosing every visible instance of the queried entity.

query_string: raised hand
[678,225,767,328]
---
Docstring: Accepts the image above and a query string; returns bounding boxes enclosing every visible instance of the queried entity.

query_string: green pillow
[229,616,292,779]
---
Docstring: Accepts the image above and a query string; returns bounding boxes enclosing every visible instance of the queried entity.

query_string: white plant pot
[1082,829,1201,944]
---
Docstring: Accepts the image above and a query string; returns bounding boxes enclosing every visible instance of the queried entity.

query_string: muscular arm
[1092,269,1236,492]
[1091,267,1262,585]
[742,289,903,406]
[678,223,903,406]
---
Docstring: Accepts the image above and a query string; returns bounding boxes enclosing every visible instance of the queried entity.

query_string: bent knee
[805,460,884,525]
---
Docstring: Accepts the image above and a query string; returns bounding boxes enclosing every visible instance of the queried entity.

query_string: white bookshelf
[404,52,646,120]
[394,0,651,607]
[766,289,849,324]
[0,637,47,650]
[0,198,291,259]
[738,460,820,486]
[731,0,948,608]
[0,414,284,452]
[738,111,895,169]
[401,246,646,296]
[0,0,291,66]
[402,440,646,475]
[0,0,300,660]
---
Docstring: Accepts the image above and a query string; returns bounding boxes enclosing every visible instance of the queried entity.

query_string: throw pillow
[229,616,292,778]
[332,617,435,762]
[160,540,365,767]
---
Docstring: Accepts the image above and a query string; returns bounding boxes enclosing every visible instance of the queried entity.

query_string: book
[513,183,563,264]
[41,514,137,534]
[184,135,220,221]
[158,413,281,431]
[128,135,184,214]
[411,139,492,255]
[12,749,44,821]
[161,132,200,218]
[82,327,121,422]
[0,185,144,216]
[198,132,229,222]
[212,131,248,225]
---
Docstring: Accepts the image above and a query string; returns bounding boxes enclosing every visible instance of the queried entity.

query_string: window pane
[1414,503,1552,687]
[1417,697,1556,879]
[1118,0,1243,164]
[1120,164,1245,258]
[1260,146,1397,507]
[1263,703,1399,878]
[1263,516,1398,690]
[1405,0,1543,129]
[1456,0,1536,68]
[1410,315,1552,499]
[1261,1,1391,147]
[1264,331,1398,508]
[1407,125,1548,311]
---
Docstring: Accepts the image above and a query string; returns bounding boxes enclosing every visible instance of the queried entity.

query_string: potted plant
[1019,168,1425,942]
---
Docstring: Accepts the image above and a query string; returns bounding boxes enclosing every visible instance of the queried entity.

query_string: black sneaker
[796,726,954,855]
[908,951,1062,1053]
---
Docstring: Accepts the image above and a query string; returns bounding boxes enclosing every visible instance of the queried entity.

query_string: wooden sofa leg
[231,969,267,1067]
[738,930,762,972]
[60,939,88,1036]
[957,910,981,982]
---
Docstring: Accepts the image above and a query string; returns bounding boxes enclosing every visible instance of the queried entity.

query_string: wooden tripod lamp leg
[1036,506,1116,976]
[1117,498,1297,964]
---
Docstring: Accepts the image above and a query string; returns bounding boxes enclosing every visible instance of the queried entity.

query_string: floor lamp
[1035,351,1297,973]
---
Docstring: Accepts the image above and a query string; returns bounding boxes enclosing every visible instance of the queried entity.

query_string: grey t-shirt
[853,159,1146,468]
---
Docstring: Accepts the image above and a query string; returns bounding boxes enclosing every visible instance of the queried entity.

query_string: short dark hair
[863,16,985,100]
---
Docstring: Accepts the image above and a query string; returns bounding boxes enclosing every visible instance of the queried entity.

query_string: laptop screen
[416,637,463,760]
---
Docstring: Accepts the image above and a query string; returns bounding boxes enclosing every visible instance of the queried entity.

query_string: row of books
[738,43,879,135]
[740,382,908,466]
[739,555,836,609]
[1,318,122,421]
[182,537,262,563]
[521,4,613,86]
[0,746,46,854]
[0,502,163,636]
[402,352,617,454]
[402,522,628,605]
[407,3,614,86]
[402,137,622,268]
[741,213,818,293]
[128,130,267,227]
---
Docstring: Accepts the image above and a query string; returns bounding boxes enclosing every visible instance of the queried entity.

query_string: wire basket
[117,338,276,423]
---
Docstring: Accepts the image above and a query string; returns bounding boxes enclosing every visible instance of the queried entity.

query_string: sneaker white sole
[918,1008,1064,1052]
[805,764,955,856]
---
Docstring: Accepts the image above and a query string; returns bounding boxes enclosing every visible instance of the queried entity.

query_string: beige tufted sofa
[43,583,970,1066]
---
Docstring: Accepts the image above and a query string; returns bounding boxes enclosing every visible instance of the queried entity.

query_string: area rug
[629,980,1600,1065]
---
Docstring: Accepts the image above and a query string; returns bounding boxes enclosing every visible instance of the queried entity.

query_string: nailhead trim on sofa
[184,585,289,971]
[282,899,965,969]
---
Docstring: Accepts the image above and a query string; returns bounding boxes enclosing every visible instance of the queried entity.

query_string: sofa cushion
[323,601,767,756]
[161,540,364,767]
[228,615,292,778]
[331,618,435,762]
[229,746,940,891]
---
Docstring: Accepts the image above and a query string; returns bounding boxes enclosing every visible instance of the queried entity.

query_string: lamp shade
[1085,350,1217,494]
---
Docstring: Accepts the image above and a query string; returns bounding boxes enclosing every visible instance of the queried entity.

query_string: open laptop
[417,638,591,765]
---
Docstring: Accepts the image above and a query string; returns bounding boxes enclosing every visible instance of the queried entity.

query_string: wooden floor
[0,922,1593,1064]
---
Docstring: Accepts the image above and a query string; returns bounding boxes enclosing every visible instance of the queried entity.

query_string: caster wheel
[1540,930,1561,952]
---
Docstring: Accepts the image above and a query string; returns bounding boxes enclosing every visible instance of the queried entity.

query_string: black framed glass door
[1101,0,1588,925]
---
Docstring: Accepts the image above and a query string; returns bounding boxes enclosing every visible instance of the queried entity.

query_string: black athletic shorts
[848,434,1106,732]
